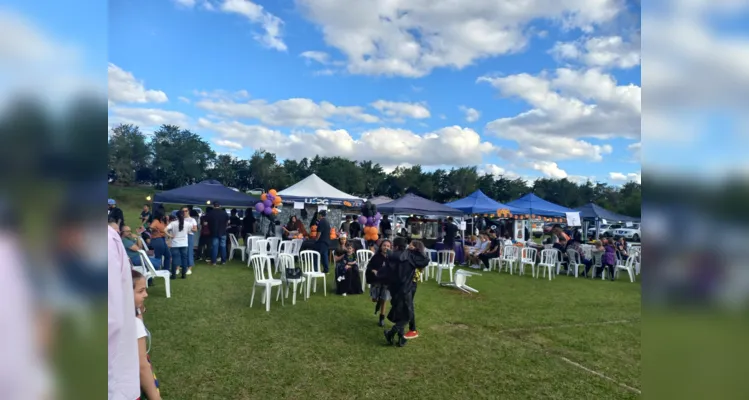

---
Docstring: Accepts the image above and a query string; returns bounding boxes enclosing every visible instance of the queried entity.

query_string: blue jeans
[151,237,171,271]
[171,246,188,276]
[130,255,162,269]
[315,242,330,273]
[187,234,195,267]
[211,235,227,264]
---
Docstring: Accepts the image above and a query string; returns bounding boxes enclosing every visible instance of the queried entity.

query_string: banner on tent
[283,197,362,207]
[565,212,582,227]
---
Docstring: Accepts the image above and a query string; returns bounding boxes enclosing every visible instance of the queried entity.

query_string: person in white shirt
[185,208,199,275]
[466,233,489,269]
[108,225,140,400]
[166,211,195,279]
[132,269,161,400]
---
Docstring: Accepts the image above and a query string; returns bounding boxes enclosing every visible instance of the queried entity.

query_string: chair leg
[164,277,171,298]
[278,285,284,306]
[266,286,271,312]
[250,285,256,308]
[292,282,297,305]
[323,275,327,297]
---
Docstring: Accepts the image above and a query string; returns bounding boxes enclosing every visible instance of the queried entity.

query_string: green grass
[111,185,641,399]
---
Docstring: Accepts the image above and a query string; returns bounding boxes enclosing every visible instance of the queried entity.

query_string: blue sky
[105,0,642,184]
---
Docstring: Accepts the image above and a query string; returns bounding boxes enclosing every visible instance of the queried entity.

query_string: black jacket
[378,249,429,294]
[206,208,229,237]
[366,251,389,284]
[444,222,458,244]
[316,218,332,246]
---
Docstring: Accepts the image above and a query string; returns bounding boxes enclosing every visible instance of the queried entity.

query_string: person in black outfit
[380,217,392,237]
[350,215,362,238]
[443,217,458,250]
[206,201,229,265]
[372,237,429,347]
[228,208,241,237]
[198,207,213,260]
[366,239,391,327]
[479,230,500,271]
[314,211,332,273]
[140,204,151,227]
[108,199,125,231]
[242,207,256,243]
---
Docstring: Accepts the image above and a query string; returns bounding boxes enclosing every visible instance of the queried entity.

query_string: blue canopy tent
[444,189,523,215]
[153,180,258,207]
[378,193,463,217]
[574,203,639,222]
[506,193,572,217]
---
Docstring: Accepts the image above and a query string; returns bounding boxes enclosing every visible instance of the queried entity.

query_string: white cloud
[531,161,568,179]
[295,0,624,77]
[300,51,330,64]
[628,141,641,160]
[108,63,168,105]
[608,171,641,184]
[199,118,494,168]
[371,100,430,120]
[477,164,519,179]
[480,68,637,163]
[219,0,286,51]
[175,0,286,51]
[178,96,191,103]
[195,96,379,128]
[550,34,640,69]
[108,107,191,132]
[214,139,243,150]
[459,106,480,123]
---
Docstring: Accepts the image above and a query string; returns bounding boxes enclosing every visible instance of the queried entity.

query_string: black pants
[599,263,616,280]
[316,243,330,273]
[409,286,417,332]
[197,235,211,259]
[479,252,499,269]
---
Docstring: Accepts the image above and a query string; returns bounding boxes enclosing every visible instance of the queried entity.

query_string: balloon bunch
[358,201,382,241]
[254,189,282,220]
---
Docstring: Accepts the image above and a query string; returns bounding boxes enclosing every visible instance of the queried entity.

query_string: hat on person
[108,199,116,205]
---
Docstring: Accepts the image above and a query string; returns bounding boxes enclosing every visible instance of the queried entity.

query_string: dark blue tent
[444,189,523,215]
[153,180,258,207]
[506,193,572,217]
[574,203,639,222]
[378,193,463,217]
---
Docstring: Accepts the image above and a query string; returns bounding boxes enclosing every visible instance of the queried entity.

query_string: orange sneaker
[404,330,419,339]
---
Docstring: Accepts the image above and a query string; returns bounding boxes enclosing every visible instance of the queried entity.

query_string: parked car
[588,223,623,238]
[613,223,641,242]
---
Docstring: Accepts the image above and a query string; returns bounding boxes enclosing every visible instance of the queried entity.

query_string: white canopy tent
[278,173,364,206]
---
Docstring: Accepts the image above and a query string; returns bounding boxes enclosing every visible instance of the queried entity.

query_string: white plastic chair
[500,246,519,274]
[137,250,171,298]
[279,240,293,255]
[246,236,264,266]
[229,234,244,262]
[424,249,438,280]
[440,269,482,293]
[278,253,305,305]
[249,255,284,312]
[435,250,456,284]
[300,250,326,299]
[566,249,584,278]
[615,254,637,283]
[591,252,604,279]
[631,247,641,275]
[519,247,537,277]
[256,239,270,256]
[137,236,150,251]
[291,238,304,260]
[538,249,557,280]
[267,237,281,264]
[356,249,374,291]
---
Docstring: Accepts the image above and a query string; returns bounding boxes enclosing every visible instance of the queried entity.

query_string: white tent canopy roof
[278,173,363,201]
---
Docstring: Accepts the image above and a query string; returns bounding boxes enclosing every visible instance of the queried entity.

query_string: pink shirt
[108,226,139,400]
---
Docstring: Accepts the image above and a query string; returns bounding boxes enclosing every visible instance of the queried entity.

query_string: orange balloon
[273,196,282,205]
[272,208,279,214]
[260,193,267,201]
[268,189,277,196]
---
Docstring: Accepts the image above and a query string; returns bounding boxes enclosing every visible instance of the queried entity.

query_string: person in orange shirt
[149,209,172,272]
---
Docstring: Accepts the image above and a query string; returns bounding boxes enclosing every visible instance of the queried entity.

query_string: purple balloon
[367,217,374,225]
[267,194,275,202]
[375,212,382,220]
[255,202,265,212]
[358,216,367,225]
[263,199,272,208]
[263,207,272,215]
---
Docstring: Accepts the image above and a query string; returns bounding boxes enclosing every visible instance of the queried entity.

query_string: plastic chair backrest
[279,241,293,255]
[540,249,557,265]
[278,253,295,273]
[137,250,158,276]
[229,233,239,248]
[425,248,437,262]
[256,240,270,256]
[503,245,517,259]
[250,255,272,281]
[267,237,281,253]
[138,236,150,251]
[300,250,320,273]
[521,247,537,263]
[248,236,263,253]
[356,249,373,268]
[291,239,304,255]
[438,250,455,265]
[566,248,581,265]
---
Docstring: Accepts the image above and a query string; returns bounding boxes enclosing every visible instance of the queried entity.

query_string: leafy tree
[150,124,215,189]
[108,124,150,185]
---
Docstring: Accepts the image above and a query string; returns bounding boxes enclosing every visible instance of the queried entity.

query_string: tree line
[108,124,642,217]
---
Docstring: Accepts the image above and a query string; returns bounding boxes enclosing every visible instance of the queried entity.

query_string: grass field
[110,185,642,399]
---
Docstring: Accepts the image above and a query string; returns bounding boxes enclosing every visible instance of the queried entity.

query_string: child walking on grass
[132,270,161,400]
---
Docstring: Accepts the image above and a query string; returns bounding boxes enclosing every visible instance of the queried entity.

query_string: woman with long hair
[282,215,304,240]
[149,209,171,273]
[166,208,193,279]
